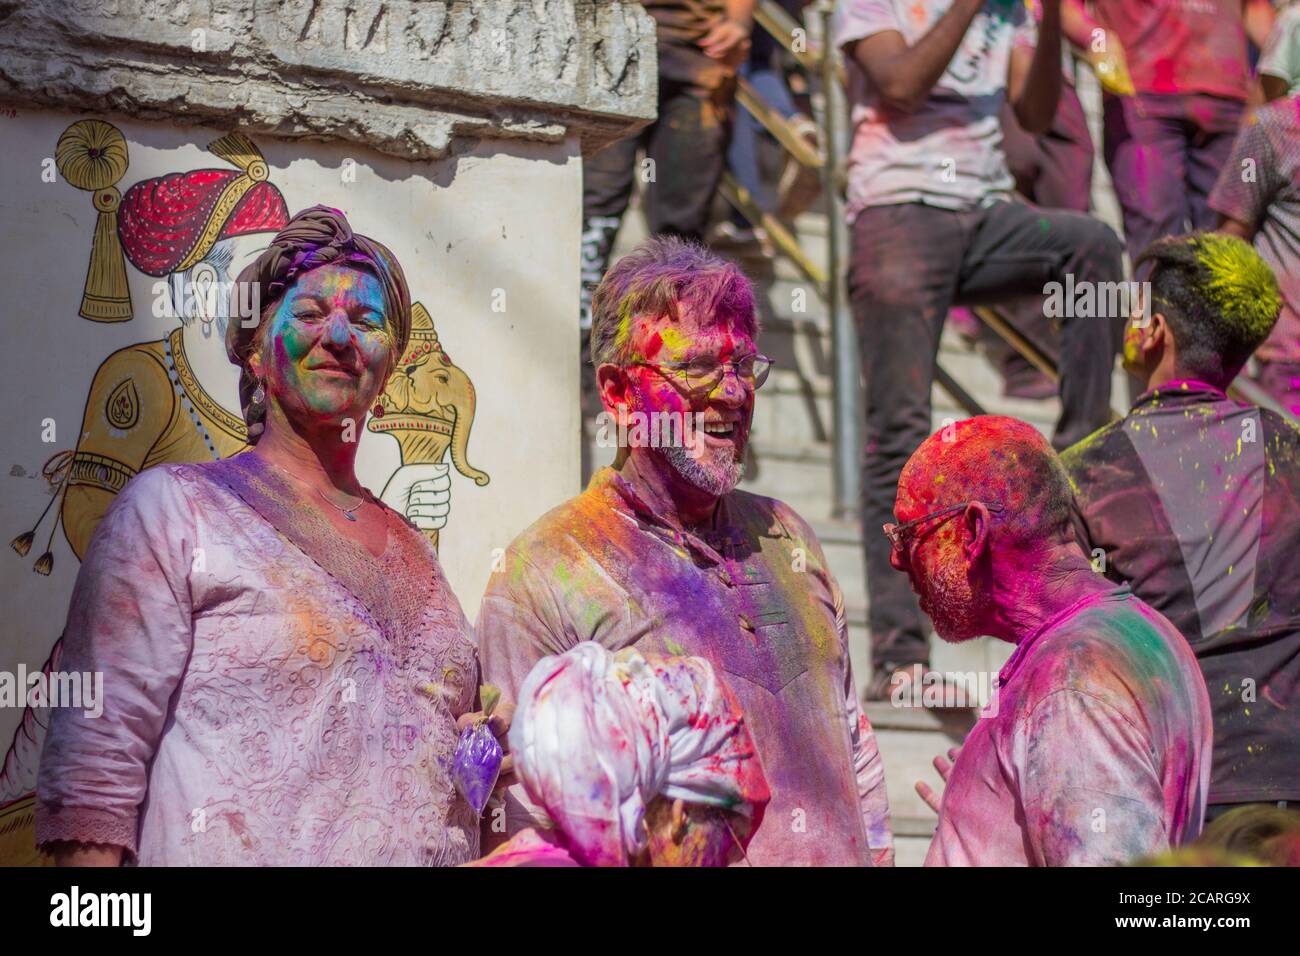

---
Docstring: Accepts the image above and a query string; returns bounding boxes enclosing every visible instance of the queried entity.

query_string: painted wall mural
[0,111,581,865]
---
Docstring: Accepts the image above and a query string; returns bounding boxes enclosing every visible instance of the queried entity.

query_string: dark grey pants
[848,199,1125,669]
[580,79,733,328]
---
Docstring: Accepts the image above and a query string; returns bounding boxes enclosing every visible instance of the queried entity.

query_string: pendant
[345,512,358,522]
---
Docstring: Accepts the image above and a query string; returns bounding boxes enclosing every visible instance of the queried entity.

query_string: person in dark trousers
[1070,0,1276,267]
[1062,232,1300,822]
[580,1,756,333]
[836,0,1126,697]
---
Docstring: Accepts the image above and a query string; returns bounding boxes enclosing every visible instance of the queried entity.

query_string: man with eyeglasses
[892,415,1211,865]
[477,236,894,867]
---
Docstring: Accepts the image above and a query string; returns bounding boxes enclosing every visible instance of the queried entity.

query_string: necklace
[269,459,369,522]
[316,486,365,522]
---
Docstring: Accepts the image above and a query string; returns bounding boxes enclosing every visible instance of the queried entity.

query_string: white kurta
[36,454,480,865]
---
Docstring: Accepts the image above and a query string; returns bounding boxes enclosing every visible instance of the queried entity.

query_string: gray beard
[659,444,743,497]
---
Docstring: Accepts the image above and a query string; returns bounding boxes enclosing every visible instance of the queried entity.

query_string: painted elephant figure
[370,303,488,548]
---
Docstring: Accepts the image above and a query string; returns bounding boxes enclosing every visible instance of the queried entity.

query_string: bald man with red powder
[890,416,1212,866]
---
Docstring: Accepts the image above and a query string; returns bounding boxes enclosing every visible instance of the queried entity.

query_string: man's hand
[701,18,751,68]
[458,701,517,791]
[847,0,984,113]
[379,462,451,531]
[915,745,961,815]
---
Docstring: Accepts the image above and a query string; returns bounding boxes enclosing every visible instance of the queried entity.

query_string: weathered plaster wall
[0,0,657,160]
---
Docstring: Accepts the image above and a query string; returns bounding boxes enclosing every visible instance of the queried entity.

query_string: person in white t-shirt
[835,0,1126,696]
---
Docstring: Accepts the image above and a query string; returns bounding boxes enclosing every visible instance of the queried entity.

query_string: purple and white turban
[509,642,769,867]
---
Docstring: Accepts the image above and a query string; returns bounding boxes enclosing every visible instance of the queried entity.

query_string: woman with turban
[35,206,503,865]
[471,642,770,867]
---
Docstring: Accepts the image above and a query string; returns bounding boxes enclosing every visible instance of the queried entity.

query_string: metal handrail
[971,306,1059,384]
[719,173,828,291]
[735,78,824,169]
[935,365,989,418]
[754,0,846,87]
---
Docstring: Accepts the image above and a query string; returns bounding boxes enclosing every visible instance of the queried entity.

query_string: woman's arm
[36,466,198,864]
[48,842,124,867]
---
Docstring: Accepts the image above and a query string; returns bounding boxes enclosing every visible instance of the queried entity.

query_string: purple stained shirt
[477,467,893,867]
[927,587,1213,866]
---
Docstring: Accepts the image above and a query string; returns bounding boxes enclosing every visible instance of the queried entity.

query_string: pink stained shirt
[927,587,1213,867]
[35,457,481,865]
[1091,0,1251,101]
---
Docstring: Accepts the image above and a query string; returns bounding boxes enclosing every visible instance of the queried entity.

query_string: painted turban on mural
[227,204,413,438]
[52,125,289,321]
[509,642,770,867]
[118,134,289,277]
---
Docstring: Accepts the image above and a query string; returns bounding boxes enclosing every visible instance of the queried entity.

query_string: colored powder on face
[642,331,663,361]
[652,325,692,362]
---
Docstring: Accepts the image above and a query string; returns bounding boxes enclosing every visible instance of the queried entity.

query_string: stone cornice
[0,0,656,159]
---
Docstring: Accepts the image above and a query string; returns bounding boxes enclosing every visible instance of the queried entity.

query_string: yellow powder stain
[656,325,689,357]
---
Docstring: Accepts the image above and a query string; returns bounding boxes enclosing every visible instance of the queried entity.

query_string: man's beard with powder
[660,441,743,497]
[918,556,984,644]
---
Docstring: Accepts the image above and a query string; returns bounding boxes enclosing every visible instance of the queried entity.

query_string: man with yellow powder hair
[1062,233,1300,826]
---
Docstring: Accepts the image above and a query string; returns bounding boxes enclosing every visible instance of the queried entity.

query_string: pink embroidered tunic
[35,454,480,865]
[927,587,1213,867]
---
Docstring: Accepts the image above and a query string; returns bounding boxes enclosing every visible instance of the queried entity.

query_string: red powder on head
[717,335,735,363]
[898,416,1072,543]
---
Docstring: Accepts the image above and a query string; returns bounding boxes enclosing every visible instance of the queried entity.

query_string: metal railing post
[815,1,861,520]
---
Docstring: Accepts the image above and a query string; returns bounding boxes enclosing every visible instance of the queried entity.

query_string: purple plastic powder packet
[452,721,503,816]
